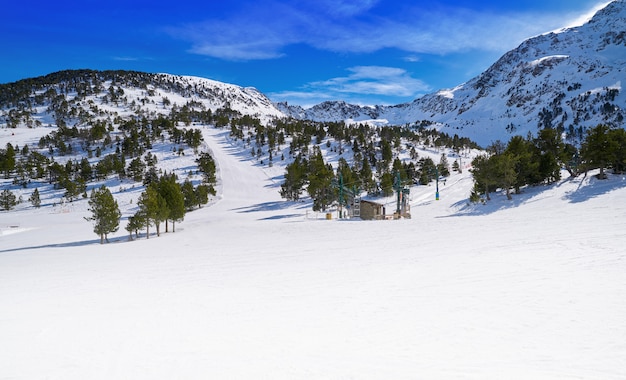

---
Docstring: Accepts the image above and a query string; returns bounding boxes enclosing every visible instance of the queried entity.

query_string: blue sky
[1,0,609,106]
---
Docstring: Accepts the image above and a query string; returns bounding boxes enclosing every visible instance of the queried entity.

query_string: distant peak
[588,0,626,25]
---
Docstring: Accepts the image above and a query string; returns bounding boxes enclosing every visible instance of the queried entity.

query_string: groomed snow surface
[1,127,626,379]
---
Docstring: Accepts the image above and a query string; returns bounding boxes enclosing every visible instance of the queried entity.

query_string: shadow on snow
[447,172,626,217]
[563,172,626,203]
[0,234,129,254]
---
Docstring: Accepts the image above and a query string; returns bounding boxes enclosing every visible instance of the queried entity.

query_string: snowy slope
[280,0,626,146]
[5,1,625,148]
[0,70,286,129]
[164,74,285,121]
[0,3,625,378]
[1,124,626,379]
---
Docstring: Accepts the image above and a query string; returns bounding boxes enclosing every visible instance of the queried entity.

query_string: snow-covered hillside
[280,0,626,146]
[3,1,624,148]
[1,3,626,378]
[0,70,285,129]
[1,123,626,379]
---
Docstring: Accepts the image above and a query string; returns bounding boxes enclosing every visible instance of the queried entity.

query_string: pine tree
[143,165,159,185]
[609,128,626,173]
[581,124,617,179]
[534,128,563,184]
[85,186,121,244]
[0,189,18,211]
[182,179,197,210]
[418,157,436,185]
[492,153,518,200]
[157,174,185,233]
[127,157,146,182]
[392,158,405,182]
[280,155,307,201]
[452,160,460,173]
[126,211,146,241]
[505,135,538,192]
[470,154,496,201]
[381,138,393,168]
[153,190,169,236]
[380,172,395,197]
[359,156,376,194]
[137,188,152,238]
[137,186,155,239]
[137,185,169,238]
[79,157,92,181]
[307,147,336,211]
[438,154,450,177]
[2,143,16,179]
[196,152,217,186]
[62,176,85,202]
[195,184,211,207]
[29,188,41,208]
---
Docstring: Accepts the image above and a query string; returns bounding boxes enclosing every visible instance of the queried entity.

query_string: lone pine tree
[85,186,121,244]
[0,189,18,211]
[29,188,41,208]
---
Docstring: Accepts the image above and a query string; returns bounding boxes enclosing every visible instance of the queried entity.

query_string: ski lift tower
[331,173,361,219]
[393,171,411,219]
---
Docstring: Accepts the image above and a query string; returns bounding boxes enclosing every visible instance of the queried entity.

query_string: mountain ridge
[1,1,624,147]
[279,0,626,145]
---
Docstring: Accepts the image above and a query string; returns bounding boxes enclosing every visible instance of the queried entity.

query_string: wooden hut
[358,199,386,220]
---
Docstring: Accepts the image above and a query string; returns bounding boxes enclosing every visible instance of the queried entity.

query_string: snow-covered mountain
[1,1,624,148]
[0,70,285,128]
[281,0,626,145]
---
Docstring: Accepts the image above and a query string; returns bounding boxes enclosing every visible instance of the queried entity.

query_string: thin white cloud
[404,56,421,63]
[168,6,299,61]
[112,56,140,62]
[561,1,613,29]
[167,1,608,61]
[269,65,431,105]
[313,0,380,17]
[310,66,430,97]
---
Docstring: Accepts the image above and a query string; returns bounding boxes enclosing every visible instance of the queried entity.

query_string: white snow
[528,55,570,67]
[436,86,462,99]
[1,124,626,379]
[346,118,389,127]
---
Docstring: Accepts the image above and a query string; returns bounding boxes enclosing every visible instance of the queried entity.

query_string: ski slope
[1,127,626,379]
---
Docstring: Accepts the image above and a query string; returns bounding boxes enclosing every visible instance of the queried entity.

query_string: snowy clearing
[1,127,625,379]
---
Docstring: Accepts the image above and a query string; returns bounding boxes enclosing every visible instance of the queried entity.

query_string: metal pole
[435,167,440,200]
[395,171,401,215]
[339,173,343,219]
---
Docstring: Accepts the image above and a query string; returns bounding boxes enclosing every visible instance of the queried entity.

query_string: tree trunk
[172,220,176,233]
[100,233,104,244]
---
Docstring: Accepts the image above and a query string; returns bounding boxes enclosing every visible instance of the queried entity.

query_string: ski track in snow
[1,127,626,379]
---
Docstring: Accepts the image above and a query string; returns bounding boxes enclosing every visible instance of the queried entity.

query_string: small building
[359,199,386,220]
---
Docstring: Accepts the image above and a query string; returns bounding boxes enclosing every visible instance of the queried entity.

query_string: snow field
[1,127,625,379]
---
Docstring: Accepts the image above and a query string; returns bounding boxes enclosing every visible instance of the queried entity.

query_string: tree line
[470,124,626,202]
[85,153,216,243]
